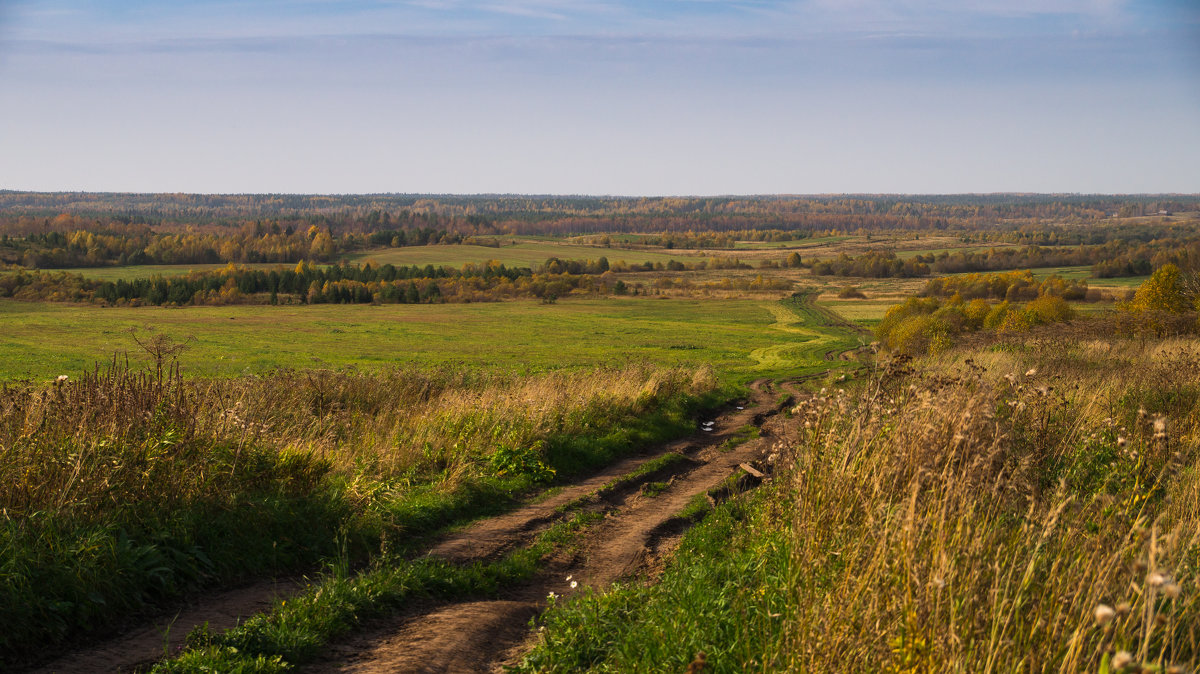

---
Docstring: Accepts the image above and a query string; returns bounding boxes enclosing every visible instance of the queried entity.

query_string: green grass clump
[516,489,787,673]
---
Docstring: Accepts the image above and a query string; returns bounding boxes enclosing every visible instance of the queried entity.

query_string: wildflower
[1116,602,1132,615]
[547,591,558,600]
[1147,572,1166,587]
[1163,582,1181,599]
[1117,436,1127,448]
[1094,604,1116,626]
[566,575,572,581]
[55,374,68,382]
[1111,651,1133,669]
[570,580,578,589]
[1025,367,1038,377]
[1153,417,1168,440]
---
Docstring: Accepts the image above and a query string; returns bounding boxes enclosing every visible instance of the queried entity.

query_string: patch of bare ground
[32,577,305,674]
[305,380,793,674]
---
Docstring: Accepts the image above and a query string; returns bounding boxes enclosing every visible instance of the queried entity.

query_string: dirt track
[307,379,789,673]
[34,378,810,673]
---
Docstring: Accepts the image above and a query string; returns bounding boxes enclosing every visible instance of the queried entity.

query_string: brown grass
[776,336,1200,671]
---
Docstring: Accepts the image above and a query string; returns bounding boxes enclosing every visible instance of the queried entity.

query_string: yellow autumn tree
[1131,264,1190,313]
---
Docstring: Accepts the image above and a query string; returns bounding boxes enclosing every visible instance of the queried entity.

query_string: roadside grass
[717,425,760,453]
[521,331,1200,672]
[516,483,783,673]
[0,297,843,382]
[0,360,726,669]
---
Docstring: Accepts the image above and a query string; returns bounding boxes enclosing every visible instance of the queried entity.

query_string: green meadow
[0,296,862,382]
[343,240,696,268]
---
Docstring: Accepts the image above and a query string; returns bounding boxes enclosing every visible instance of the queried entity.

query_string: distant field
[731,240,806,250]
[344,240,697,268]
[0,296,860,382]
[819,299,893,324]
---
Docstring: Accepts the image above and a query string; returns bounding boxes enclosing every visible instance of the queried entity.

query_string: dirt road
[34,379,799,673]
[306,380,790,673]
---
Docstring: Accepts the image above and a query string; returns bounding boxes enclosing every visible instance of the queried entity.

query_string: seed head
[1116,602,1132,616]
[1025,367,1038,377]
[1094,604,1116,626]
[1153,417,1168,440]
[1164,582,1181,599]
[1112,651,1133,669]
[1147,572,1166,588]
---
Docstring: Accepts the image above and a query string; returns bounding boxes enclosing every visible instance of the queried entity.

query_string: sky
[0,1,1198,194]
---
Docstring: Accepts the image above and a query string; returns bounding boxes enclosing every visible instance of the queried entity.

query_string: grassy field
[344,240,697,268]
[0,296,862,382]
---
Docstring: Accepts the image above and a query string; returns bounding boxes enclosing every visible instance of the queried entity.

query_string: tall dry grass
[1,359,714,524]
[778,337,1200,672]
[0,357,716,667]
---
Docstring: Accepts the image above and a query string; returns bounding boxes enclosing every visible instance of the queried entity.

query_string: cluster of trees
[877,263,1200,355]
[920,270,1090,302]
[876,294,1075,355]
[810,251,930,278]
[909,238,1200,278]
[0,217,474,270]
[0,256,794,307]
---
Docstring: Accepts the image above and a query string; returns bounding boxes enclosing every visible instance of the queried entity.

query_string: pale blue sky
[1,1,1197,194]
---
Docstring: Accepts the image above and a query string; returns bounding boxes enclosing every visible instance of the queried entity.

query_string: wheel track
[303,380,788,674]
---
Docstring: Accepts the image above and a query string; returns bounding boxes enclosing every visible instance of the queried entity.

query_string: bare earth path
[32,578,305,673]
[305,380,791,673]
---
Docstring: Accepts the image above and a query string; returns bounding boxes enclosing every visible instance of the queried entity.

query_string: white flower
[547,592,558,600]
[570,580,578,589]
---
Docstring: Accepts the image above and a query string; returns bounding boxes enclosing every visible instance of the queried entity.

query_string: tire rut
[304,381,785,674]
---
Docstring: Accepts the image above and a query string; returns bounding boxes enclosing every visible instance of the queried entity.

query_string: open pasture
[344,239,698,268]
[0,296,860,382]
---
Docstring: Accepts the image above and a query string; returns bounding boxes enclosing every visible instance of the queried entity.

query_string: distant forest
[2,191,1197,236]
[1,192,1198,276]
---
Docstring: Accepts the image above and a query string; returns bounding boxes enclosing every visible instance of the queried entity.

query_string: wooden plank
[738,462,764,479]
